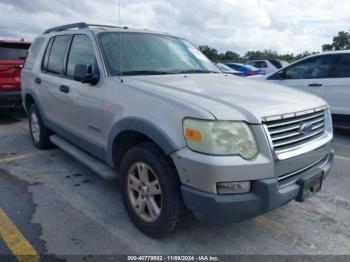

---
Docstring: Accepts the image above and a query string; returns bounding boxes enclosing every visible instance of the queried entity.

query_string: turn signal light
[185,128,202,142]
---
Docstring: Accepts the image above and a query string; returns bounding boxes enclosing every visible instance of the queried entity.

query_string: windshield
[99,32,220,76]
[0,43,30,60]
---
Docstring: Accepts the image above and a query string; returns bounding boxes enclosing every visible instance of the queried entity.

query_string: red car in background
[0,40,31,109]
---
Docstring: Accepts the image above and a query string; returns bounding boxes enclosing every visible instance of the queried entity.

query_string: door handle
[308,83,322,87]
[59,85,70,93]
[35,77,41,84]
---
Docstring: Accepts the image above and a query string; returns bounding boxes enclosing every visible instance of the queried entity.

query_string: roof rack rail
[43,22,89,34]
[87,24,128,29]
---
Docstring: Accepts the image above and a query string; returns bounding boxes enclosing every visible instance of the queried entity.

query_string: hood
[126,74,327,123]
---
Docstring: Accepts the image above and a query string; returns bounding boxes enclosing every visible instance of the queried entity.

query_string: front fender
[106,117,180,167]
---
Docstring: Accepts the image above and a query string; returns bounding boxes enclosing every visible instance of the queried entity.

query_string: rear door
[0,42,30,92]
[40,35,72,126]
[267,55,334,99]
[325,54,350,116]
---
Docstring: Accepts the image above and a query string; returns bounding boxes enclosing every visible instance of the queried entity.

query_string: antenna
[118,0,123,82]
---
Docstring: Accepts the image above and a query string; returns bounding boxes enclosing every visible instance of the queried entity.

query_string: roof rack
[43,22,128,34]
[44,22,88,34]
[88,24,128,30]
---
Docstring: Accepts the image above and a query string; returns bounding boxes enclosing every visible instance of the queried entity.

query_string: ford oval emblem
[299,122,313,134]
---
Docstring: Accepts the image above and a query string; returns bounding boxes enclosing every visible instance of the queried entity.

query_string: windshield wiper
[120,70,174,76]
[172,69,218,74]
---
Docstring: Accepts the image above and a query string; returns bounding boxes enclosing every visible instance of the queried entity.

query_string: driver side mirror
[74,64,99,85]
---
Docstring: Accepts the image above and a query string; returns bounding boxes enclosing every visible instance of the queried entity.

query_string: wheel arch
[23,91,46,119]
[106,117,179,168]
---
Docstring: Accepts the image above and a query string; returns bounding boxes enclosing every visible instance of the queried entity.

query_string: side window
[255,61,268,68]
[47,35,71,75]
[284,56,333,79]
[66,35,97,78]
[24,38,44,70]
[331,54,350,78]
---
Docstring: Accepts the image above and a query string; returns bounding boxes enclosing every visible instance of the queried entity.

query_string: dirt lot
[0,110,350,260]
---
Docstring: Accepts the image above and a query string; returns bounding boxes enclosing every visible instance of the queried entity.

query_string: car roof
[319,50,350,55]
[283,50,350,69]
[40,22,177,38]
[296,50,350,61]
[227,63,243,66]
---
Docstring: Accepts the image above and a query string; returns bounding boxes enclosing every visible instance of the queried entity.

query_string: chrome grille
[264,109,326,152]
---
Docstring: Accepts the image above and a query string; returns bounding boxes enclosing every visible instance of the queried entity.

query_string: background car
[0,39,30,108]
[264,51,350,127]
[216,63,243,76]
[247,59,286,75]
[225,63,265,77]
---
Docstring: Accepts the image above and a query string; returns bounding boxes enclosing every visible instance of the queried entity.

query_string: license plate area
[296,171,323,202]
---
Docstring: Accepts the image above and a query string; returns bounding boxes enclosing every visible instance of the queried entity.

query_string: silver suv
[22,23,334,238]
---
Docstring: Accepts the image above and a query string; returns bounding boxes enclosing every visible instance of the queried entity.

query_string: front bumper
[181,151,334,223]
[0,91,22,108]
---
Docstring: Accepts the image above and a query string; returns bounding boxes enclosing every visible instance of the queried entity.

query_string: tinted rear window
[47,35,71,74]
[0,43,30,60]
[331,54,350,78]
[24,38,44,70]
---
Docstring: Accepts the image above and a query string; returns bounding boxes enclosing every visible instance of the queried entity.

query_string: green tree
[322,31,350,51]
[198,45,219,61]
[223,51,240,62]
[243,50,279,61]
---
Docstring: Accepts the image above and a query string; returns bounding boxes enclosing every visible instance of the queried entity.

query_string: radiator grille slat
[266,111,324,128]
[264,109,326,152]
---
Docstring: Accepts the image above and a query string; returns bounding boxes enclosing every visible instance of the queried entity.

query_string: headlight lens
[183,119,259,159]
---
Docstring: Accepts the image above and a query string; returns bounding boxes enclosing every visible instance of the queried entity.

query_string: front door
[60,33,104,150]
[267,55,335,101]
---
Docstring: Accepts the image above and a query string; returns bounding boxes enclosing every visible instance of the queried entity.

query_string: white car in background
[216,63,243,76]
[263,51,350,127]
[247,59,286,75]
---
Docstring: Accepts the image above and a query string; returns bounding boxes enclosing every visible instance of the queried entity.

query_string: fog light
[217,181,251,194]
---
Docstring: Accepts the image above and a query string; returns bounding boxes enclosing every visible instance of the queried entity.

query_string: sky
[0,0,349,55]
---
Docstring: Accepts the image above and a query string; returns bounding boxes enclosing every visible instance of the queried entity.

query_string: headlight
[183,118,259,159]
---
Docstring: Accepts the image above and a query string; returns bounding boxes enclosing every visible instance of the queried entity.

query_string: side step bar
[50,135,118,180]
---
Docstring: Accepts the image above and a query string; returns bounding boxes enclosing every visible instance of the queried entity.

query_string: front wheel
[120,142,185,238]
[28,104,52,149]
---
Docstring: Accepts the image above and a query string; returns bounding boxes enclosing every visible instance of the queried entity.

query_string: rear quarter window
[24,38,44,70]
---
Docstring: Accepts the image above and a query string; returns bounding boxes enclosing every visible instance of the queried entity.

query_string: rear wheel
[28,104,52,149]
[120,142,185,238]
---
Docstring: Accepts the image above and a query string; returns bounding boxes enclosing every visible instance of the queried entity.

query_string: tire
[120,142,185,238]
[28,104,52,149]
